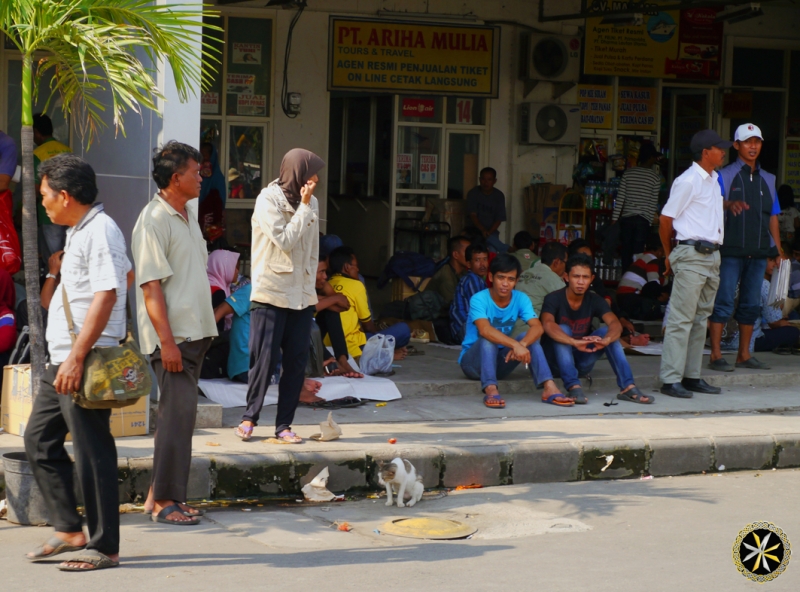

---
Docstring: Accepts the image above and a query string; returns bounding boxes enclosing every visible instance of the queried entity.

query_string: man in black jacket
[708,124,785,372]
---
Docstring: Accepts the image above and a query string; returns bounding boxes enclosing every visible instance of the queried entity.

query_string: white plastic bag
[359,334,395,375]
[768,259,791,309]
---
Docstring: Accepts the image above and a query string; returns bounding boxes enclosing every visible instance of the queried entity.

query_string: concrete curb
[5,432,794,502]
[3,433,798,501]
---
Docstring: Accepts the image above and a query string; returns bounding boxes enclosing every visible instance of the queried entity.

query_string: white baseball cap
[734,123,763,142]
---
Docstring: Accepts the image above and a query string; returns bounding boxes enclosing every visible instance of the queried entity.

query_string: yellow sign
[786,142,800,194]
[617,87,658,131]
[585,9,680,78]
[328,18,499,96]
[578,85,613,129]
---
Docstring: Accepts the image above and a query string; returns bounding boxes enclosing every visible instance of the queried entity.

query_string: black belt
[678,240,719,250]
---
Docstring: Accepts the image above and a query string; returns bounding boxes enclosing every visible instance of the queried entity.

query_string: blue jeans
[710,256,767,326]
[459,335,553,391]
[486,233,509,253]
[543,325,634,391]
[365,322,411,349]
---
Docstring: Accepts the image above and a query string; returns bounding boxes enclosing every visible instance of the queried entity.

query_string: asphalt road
[2,469,800,591]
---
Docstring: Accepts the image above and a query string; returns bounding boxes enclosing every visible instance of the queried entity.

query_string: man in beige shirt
[132,141,217,526]
[235,148,323,443]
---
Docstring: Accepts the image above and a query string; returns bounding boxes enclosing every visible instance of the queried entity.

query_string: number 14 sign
[456,98,473,124]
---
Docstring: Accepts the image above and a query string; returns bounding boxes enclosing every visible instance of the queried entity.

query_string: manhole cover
[379,517,477,540]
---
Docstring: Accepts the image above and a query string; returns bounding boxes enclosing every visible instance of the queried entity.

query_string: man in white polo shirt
[24,154,130,571]
[659,130,731,399]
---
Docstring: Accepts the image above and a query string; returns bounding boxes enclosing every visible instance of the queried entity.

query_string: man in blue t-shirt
[541,253,652,405]
[458,253,570,409]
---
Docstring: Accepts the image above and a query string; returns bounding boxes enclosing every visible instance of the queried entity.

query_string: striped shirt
[612,166,661,222]
[47,204,132,365]
[450,271,486,340]
[617,252,662,295]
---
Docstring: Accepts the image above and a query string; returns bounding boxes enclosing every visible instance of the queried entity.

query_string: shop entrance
[661,88,713,183]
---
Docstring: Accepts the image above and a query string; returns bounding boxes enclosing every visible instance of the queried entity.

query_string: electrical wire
[281,2,306,118]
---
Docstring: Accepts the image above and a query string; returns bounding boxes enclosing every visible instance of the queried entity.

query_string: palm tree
[0,0,218,397]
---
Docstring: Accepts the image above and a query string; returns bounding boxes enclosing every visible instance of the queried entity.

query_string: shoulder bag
[62,288,152,409]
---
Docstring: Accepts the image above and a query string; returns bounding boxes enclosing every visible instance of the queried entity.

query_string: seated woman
[315,256,362,377]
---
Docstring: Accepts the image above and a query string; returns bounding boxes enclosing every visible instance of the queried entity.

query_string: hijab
[207,250,240,331]
[200,143,227,206]
[277,148,325,208]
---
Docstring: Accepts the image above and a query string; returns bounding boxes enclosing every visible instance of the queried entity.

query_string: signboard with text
[584,5,722,80]
[579,85,613,129]
[617,87,658,131]
[328,17,500,96]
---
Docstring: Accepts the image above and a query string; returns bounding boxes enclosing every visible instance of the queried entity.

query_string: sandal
[542,393,574,407]
[27,536,85,561]
[174,500,205,517]
[276,430,303,443]
[235,424,254,441]
[329,396,364,408]
[617,386,654,404]
[57,550,119,572]
[152,503,201,526]
[773,345,793,355]
[568,386,588,404]
[298,399,341,409]
[483,394,505,409]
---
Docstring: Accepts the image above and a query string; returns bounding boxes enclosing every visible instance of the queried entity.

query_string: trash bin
[2,451,49,525]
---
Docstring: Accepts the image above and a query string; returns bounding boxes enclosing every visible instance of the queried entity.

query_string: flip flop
[152,503,201,526]
[276,430,303,443]
[298,399,341,409]
[568,387,588,404]
[483,394,505,409]
[27,536,86,561]
[234,424,254,441]
[617,386,654,404]
[174,501,205,517]
[57,550,119,572]
[542,393,574,407]
[329,396,364,408]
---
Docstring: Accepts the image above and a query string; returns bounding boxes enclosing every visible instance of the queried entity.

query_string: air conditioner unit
[520,102,581,145]
[526,33,581,82]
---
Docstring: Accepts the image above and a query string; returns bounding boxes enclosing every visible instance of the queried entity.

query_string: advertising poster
[232,42,262,65]
[617,87,657,131]
[584,4,722,80]
[786,142,800,194]
[226,73,256,94]
[329,17,499,96]
[401,98,435,118]
[237,94,267,116]
[201,92,219,115]
[396,153,412,185]
[419,154,438,185]
[578,85,613,129]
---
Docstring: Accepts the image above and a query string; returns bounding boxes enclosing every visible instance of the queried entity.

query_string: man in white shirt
[658,130,731,398]
[24,154,130,571]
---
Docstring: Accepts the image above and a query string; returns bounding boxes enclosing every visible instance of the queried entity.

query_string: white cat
[378,457,424,508]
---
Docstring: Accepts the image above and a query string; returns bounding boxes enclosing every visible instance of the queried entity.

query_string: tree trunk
[21,54,45,399]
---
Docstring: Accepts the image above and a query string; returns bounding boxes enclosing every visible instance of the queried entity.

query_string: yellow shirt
[326,274,371,358]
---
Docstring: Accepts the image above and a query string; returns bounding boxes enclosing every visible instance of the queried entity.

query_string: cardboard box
[391,276,432,301]
[1,365,149,438]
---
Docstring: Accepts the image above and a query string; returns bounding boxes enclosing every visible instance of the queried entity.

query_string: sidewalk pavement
[2,346,800,501]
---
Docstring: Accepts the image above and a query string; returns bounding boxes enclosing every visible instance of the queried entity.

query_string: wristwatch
[46,273,58,280]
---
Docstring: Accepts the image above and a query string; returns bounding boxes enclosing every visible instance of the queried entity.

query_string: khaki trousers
[660,245,721,384]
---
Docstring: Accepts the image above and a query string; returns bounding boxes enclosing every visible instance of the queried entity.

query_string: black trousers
[24,364,119,555]
[243,304,314,434]
[619,215,652,268]
[150,338,211,502]
[315,309,349,361]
